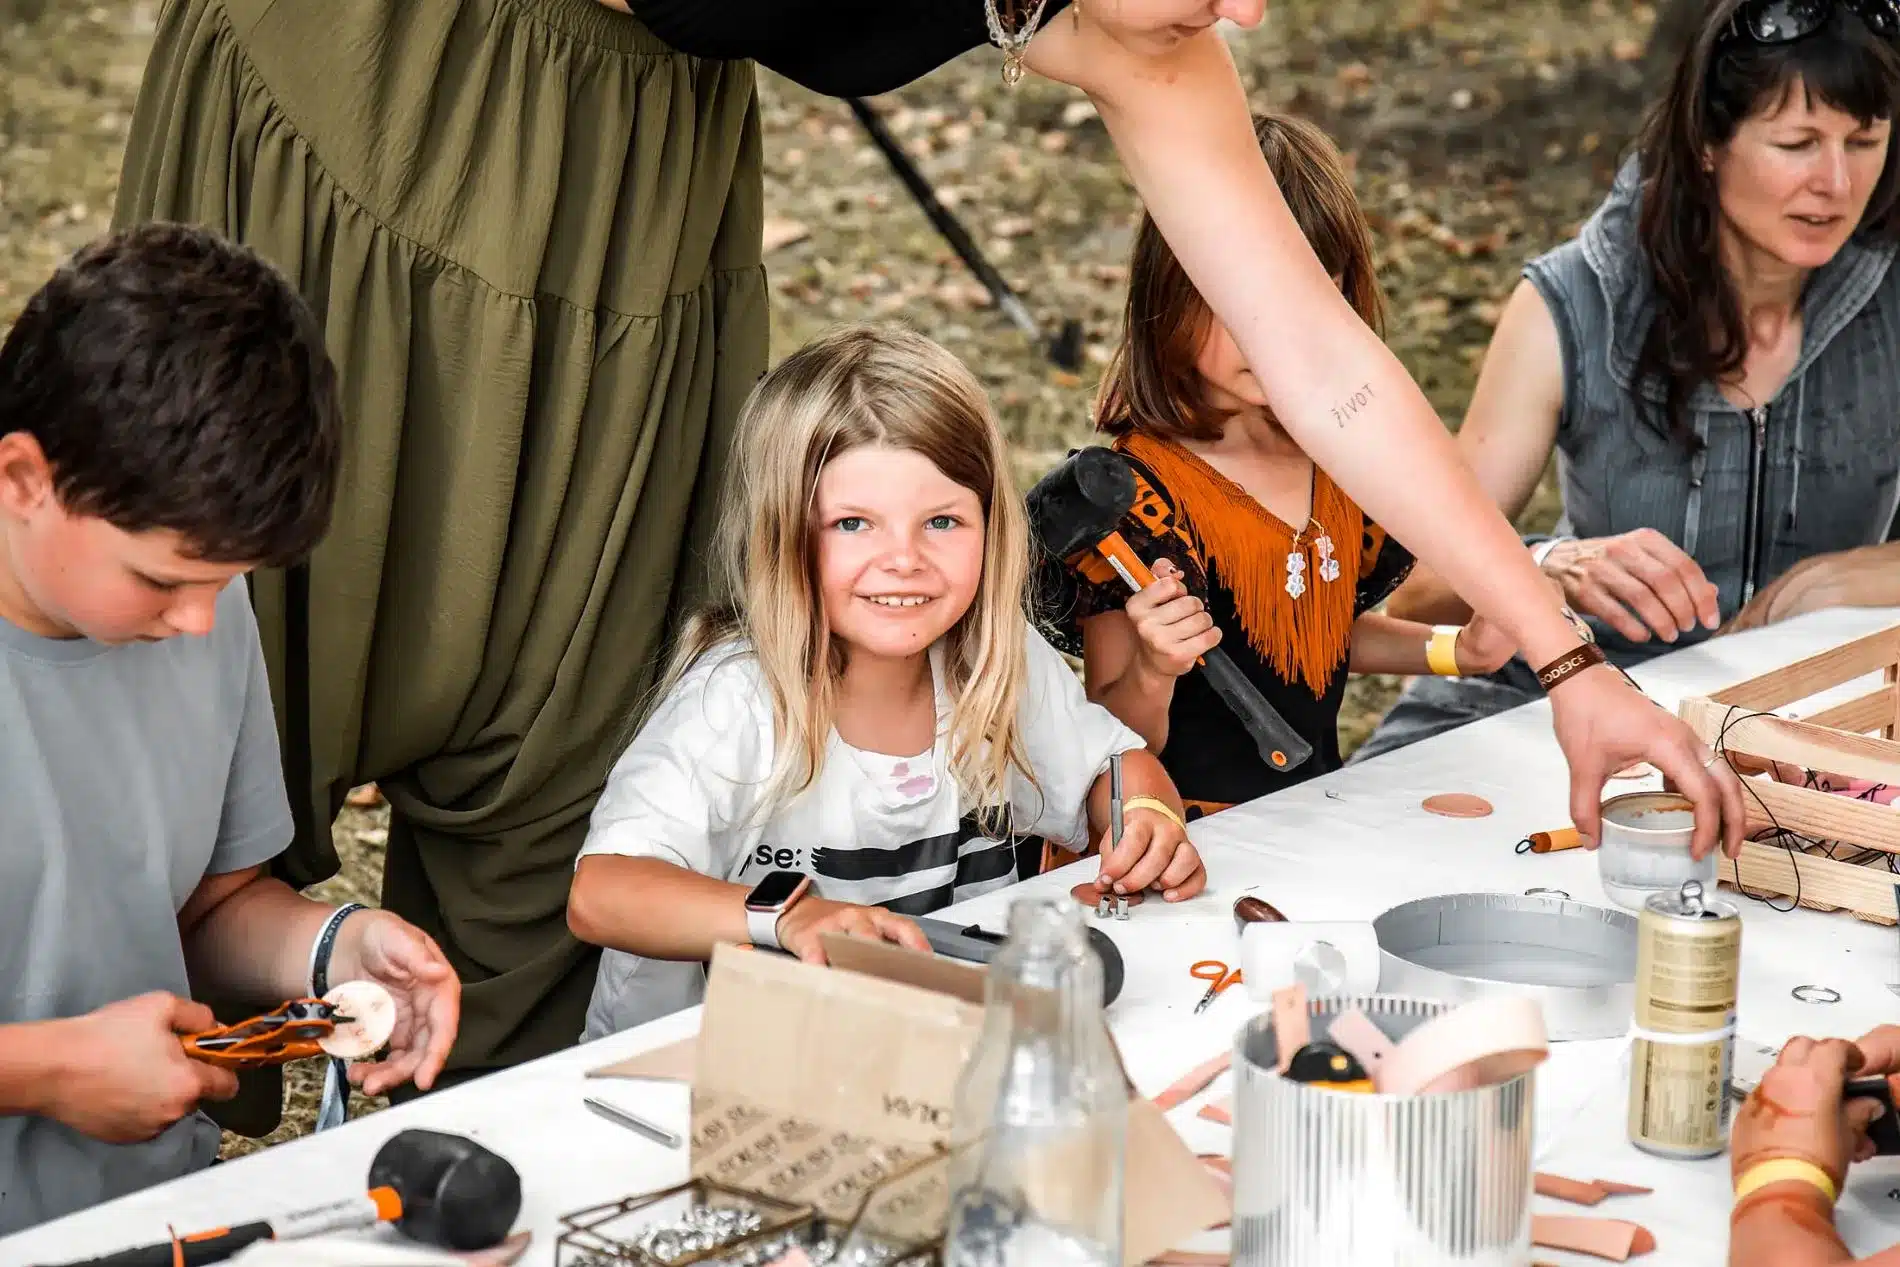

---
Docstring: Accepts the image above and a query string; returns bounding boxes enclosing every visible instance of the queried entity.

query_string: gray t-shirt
[0,578,292,1236]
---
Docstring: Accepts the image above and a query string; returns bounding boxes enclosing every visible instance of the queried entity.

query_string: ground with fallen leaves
[2,0,1661,1153]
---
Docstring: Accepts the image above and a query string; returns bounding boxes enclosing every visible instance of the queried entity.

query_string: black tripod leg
[845,96,1082,369]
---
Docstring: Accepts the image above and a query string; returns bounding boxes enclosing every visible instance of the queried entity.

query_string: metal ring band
[1525,887,1571,900]
[1792,984,1842,1004]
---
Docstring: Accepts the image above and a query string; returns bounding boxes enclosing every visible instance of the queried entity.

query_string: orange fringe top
[1116,431,1365,697]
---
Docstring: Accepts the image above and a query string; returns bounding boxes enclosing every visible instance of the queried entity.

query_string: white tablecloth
[8,608,1900,1266]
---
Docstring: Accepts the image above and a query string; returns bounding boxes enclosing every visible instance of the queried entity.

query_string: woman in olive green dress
[113,0,1743,1111]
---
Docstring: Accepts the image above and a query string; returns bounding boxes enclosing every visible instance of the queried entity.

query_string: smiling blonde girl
[567,324,1204,1039]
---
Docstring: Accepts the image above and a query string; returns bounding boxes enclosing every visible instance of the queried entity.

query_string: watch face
[747,870,808,910]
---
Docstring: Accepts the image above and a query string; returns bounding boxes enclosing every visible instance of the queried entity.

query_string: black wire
[1712,703,1809,913]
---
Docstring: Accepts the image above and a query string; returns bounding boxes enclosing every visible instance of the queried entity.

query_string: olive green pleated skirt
[115,0,767,1097]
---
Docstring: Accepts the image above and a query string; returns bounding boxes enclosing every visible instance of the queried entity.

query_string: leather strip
[1197,1097,1232,1125]
[1531,1215,1657,1260]
[1377,995,1548,1096]
[1535,1173,1654,1206]
[1271,984,1311,1074]
[1152,1051,1231,1112]
[1535,642,1607,692]
[1328,1008,1395,1082]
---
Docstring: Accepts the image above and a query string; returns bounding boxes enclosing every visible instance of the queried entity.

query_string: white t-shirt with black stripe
[577,626,1144,1040]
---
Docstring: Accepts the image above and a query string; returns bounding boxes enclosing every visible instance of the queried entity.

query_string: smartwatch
[744,871,812,951]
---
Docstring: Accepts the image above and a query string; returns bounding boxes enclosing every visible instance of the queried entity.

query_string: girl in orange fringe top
[1037,113,1523,820]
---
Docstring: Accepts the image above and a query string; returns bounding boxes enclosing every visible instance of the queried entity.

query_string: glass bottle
[941,897,1127,1267]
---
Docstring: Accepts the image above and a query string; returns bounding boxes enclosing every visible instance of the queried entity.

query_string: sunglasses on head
[1722,0,1900,45]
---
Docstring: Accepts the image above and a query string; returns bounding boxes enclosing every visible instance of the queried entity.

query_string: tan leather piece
[1271,983,1311,1073]
[1536,1173,1609,1205]
[1148,1254,1230,1265]
[1152,1051,1232,1112]
[1532,1215,1657,1260]
[1422,793,1495,818]
[1072,881,1144,907]
[1198,1096,1233,1125]
[1536,1172,1655,1204]
[1327,1008,1395,1082]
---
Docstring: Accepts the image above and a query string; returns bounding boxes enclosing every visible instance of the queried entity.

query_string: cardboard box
[592,938,1229,1265]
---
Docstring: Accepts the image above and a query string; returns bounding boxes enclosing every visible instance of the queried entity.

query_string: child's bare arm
[1079,559,1219,752]
[1346,612,1518,679]
[569,855,929,966]
[1080,610,1176,751]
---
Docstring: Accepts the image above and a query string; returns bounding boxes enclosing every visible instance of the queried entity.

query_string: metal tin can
[1597,791,1718,911]
[1627,880,1741,1158]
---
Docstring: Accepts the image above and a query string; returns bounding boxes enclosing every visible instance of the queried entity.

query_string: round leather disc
[319,980,397,1059]
[1070,881,1143,907]
[1421,793,1494,819]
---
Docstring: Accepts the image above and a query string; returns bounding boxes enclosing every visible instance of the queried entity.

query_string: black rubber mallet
[39,1128,522,1266]
[1028,446,1315,773]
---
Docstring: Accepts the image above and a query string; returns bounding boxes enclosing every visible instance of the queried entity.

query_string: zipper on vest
[1741,404,1769,604]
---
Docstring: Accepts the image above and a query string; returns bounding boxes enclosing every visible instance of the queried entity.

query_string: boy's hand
[1127,558,1221,679]
[42,993,238,1143]
[1094,807,1206,902]
[1453,614,1518,677]
[773,898,931,966]
[326,910,461,1097]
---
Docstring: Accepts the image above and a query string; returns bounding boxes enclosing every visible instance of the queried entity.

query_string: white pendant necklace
[1286,519,1341,598]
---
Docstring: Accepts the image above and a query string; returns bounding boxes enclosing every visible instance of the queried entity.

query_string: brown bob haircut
[1096,111,1385,442]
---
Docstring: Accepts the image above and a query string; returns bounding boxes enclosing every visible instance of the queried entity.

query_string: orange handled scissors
[1190,960,1243,1014]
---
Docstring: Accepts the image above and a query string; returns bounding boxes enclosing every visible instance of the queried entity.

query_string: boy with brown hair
[0,223,459,1235]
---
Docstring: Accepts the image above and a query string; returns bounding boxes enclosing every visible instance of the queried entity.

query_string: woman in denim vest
[1359,0,1900,764]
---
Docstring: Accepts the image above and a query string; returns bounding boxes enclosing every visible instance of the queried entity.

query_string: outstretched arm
[1024,8,1745,856]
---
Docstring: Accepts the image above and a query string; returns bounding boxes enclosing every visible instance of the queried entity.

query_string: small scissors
[180,998,355,1070]
[1190,960,1243,1014]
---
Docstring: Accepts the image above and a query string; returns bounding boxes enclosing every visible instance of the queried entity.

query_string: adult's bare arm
[1025,13,1746,856]
[1384,280,1566,625]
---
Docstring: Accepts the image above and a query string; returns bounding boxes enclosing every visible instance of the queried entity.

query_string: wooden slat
[1801,687,1899,737]
[1732,780,1900,856]
[1722,840,1900,923]
[1887,663,1899,742]
[1680,697,1900,788]
[1705,624,1900,711]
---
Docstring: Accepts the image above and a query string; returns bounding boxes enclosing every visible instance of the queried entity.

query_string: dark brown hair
[1096,111,1386,441]
[0,222,341,565]
[1635,0,1900,449]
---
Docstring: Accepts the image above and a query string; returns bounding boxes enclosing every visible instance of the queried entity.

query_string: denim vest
[1526,158,1900,666]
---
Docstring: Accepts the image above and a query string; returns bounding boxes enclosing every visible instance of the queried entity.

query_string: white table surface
[9,607,1900,1266]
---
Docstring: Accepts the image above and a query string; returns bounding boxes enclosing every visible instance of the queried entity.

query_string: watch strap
[745,904,786,951]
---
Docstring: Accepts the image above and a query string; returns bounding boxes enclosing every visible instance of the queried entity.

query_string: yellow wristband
[1733,1158,1838,1205]
[1426,625,1463,677]
[1123,796,1185,831]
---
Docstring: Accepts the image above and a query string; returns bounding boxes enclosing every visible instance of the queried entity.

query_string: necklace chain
[984,0,1052,86]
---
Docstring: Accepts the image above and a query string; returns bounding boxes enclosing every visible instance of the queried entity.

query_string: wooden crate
[1675,622,1900,924]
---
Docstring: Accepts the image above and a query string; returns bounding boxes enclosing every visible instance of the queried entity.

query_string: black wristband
[309,903,366,996]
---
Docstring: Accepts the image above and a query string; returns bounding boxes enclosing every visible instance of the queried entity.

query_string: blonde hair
[663,323,1038,831]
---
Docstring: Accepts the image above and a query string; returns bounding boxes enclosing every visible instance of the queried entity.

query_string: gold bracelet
[1426,625,1463,677]
[1733,1158,1838,1205]
[1123,796,1185,831]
